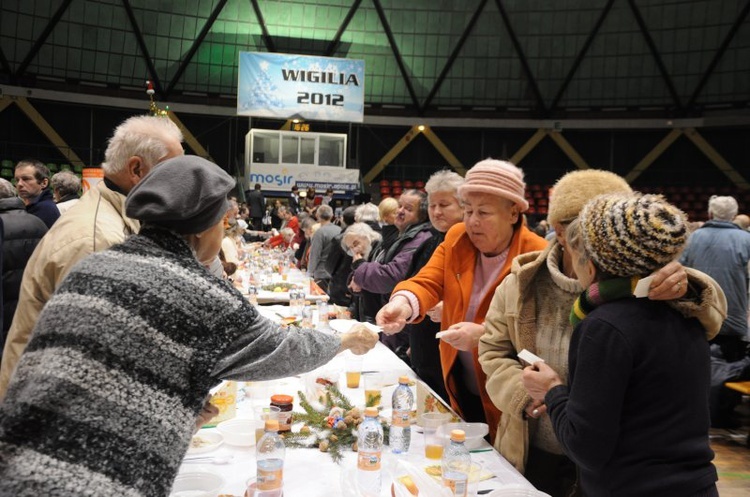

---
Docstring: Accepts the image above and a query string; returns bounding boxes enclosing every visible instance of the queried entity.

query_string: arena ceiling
[1,0,748,119]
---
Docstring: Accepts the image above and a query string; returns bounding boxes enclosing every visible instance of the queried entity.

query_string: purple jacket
[352,222,433,295]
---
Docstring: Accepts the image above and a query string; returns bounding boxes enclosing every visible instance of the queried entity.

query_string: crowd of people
[0,113,747,496]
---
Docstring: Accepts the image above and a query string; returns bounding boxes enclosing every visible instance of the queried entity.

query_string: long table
[179,317,539,496]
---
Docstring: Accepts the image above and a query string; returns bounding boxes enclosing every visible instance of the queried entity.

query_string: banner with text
[247,163,360,194]
[238,52,365,122]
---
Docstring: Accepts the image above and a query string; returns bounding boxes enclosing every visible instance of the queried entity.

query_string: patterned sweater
[0,225,340,497]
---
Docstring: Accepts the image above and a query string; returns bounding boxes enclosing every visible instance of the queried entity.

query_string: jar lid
[270,394,293,404]
[450,429,466,442]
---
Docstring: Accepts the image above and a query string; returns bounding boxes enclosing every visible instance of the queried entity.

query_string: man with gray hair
[0,115,184,398]
[50,170,81,215]
[308,204,342,291]
[0,179,48,352]
[681,195,750,362]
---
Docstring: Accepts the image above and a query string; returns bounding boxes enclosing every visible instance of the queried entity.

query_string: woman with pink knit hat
[377,159,548,439]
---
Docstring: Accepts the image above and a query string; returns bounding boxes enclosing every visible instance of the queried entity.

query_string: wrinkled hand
[348,279,362,293]
[648,261,688,300]
[194,401,220,433]
[339,325,379,355]
[438,322,484,351]
[376,296,412,335]
[426,301,443,323]
[521,362,563,401]
[524,399,547,419]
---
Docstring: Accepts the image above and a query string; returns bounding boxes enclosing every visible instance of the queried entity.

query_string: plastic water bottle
[442,429,470,496]
[390,375,413,454]
[357,407,383,497]
[318,299,329,328]
[256,419,285,496]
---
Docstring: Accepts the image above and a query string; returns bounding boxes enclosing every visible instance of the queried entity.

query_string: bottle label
[392,409,410,428]
[278,412,292,432]
[443,474,468,497]
[357,450,381,471]
[257,462,283,490]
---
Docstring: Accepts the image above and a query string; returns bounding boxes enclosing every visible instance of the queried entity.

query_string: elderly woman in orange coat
[377,159,547,440]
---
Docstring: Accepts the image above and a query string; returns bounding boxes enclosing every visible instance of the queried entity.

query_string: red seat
[379,179,390,188]
[391,180,402,188]
[392,186,403,195]
[380,187,390,195]
[414,180,425,189]
[403,180,414,189]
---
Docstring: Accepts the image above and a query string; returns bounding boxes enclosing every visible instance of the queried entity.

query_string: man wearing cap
[0,115,184,399]
[522,194,718,497]
[0,155,379,496]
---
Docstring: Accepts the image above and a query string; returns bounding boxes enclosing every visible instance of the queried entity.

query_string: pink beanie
[457,159,529,211]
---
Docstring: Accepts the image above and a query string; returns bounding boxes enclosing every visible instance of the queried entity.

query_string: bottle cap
[264,419,280,431]
[364,407,379,417]
[450,429,466,442]
[398,376,410,385]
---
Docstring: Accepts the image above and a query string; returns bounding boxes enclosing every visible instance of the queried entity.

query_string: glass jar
[270,394,293,433]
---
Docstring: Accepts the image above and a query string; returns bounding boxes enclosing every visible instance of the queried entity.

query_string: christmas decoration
[146,80,169,117]
[283,383,389,463]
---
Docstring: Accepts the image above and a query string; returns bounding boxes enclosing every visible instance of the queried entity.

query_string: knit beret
[579,193,688,278]
[457,159,529,211]
[126,155,235,234]
[548,169,631,226]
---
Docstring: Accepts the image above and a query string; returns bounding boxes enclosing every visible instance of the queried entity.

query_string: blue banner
[238,52,365,123]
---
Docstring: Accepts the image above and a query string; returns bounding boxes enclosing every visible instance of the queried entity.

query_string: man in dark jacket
[350,190,433,357]
[245,183,266,231]
[13,160,59,228]
[0,178,48,355]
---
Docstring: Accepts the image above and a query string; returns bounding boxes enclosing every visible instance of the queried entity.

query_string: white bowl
[170,470,225,497]
[187,431,223,455]
[436,422,489,449]
[216,418,263,447]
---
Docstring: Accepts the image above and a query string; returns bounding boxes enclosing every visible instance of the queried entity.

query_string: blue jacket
[25,188,60,228]
[680,220,750,337]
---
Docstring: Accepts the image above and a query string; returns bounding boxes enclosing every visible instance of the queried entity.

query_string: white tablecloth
[181,342,536,496]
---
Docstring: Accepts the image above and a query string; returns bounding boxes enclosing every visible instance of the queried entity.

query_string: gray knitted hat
[579,193,688,277]
[126,155,235,234]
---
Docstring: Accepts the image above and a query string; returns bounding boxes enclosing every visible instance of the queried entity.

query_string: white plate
[186,431,223,455]
[486,486,552,497]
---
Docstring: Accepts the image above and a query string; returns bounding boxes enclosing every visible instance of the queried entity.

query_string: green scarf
[570,276,640,326]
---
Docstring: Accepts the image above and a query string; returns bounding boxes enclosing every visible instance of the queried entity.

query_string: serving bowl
[216,418,264,447]
[436,422,489,449]
[170,470,225,497]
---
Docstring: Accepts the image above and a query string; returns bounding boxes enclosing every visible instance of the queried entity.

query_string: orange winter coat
[393,222,547,442]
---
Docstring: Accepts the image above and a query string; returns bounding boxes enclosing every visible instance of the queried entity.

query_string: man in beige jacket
[0,115,184,398]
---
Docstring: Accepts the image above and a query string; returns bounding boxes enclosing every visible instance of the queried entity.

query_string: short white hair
[0,178,16,198]
[708,195,738,221]
[103,116,183,175]
[341,222,382,259]
[425,170,464,204]
[51,171,81,197]
[355,202,380,223]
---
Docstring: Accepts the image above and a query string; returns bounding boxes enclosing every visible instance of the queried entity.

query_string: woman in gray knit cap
[0,155,378,497]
